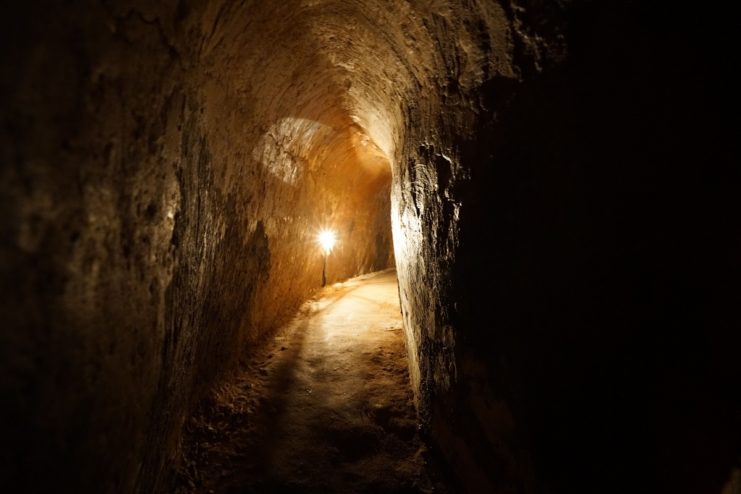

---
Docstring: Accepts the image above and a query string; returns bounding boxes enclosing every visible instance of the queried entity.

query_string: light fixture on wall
[317,229,337,287]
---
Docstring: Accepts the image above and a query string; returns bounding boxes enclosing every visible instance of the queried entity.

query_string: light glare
[317,229,337,254]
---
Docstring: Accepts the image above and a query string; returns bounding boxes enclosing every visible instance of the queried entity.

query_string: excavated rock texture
[389,3,739,493]
[1,1,393,492]
[1,1,738,493]
[391,3,740,494]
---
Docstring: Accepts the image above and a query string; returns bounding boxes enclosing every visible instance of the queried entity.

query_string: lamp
[317,229,337,286]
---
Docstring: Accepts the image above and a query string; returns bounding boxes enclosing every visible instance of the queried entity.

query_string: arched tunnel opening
[1,1,739,494]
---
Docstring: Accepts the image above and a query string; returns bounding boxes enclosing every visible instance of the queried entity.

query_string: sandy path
[176,270,447,493]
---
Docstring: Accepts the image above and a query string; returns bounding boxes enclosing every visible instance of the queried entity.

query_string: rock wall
[1,1,738,493]
[392,2,740,493]
[1,1,392,492]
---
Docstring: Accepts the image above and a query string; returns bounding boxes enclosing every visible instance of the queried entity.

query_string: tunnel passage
[1,1,739,494]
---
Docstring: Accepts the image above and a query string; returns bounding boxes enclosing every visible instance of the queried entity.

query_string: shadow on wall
[429,3,740,494]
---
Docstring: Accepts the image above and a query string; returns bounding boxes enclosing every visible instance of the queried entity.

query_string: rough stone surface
[1,2,393,492]
[1,1,738,493]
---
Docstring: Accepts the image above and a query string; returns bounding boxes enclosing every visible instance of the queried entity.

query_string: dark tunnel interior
[1,1,739,493]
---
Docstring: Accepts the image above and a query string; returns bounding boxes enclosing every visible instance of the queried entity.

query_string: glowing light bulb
[317,229,337,254]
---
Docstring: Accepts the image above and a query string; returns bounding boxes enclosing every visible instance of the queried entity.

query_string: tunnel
[1,1,739,493]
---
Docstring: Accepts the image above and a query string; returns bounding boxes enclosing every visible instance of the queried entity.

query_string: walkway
[175,270,447,493]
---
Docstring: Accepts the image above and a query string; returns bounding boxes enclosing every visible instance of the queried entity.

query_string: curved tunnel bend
[1,1,739,493]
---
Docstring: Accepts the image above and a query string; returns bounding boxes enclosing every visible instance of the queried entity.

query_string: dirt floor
[174,270,449,493]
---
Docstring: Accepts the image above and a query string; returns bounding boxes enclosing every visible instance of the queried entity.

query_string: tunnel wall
[390,2,740,494]
[0,1,392,492]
